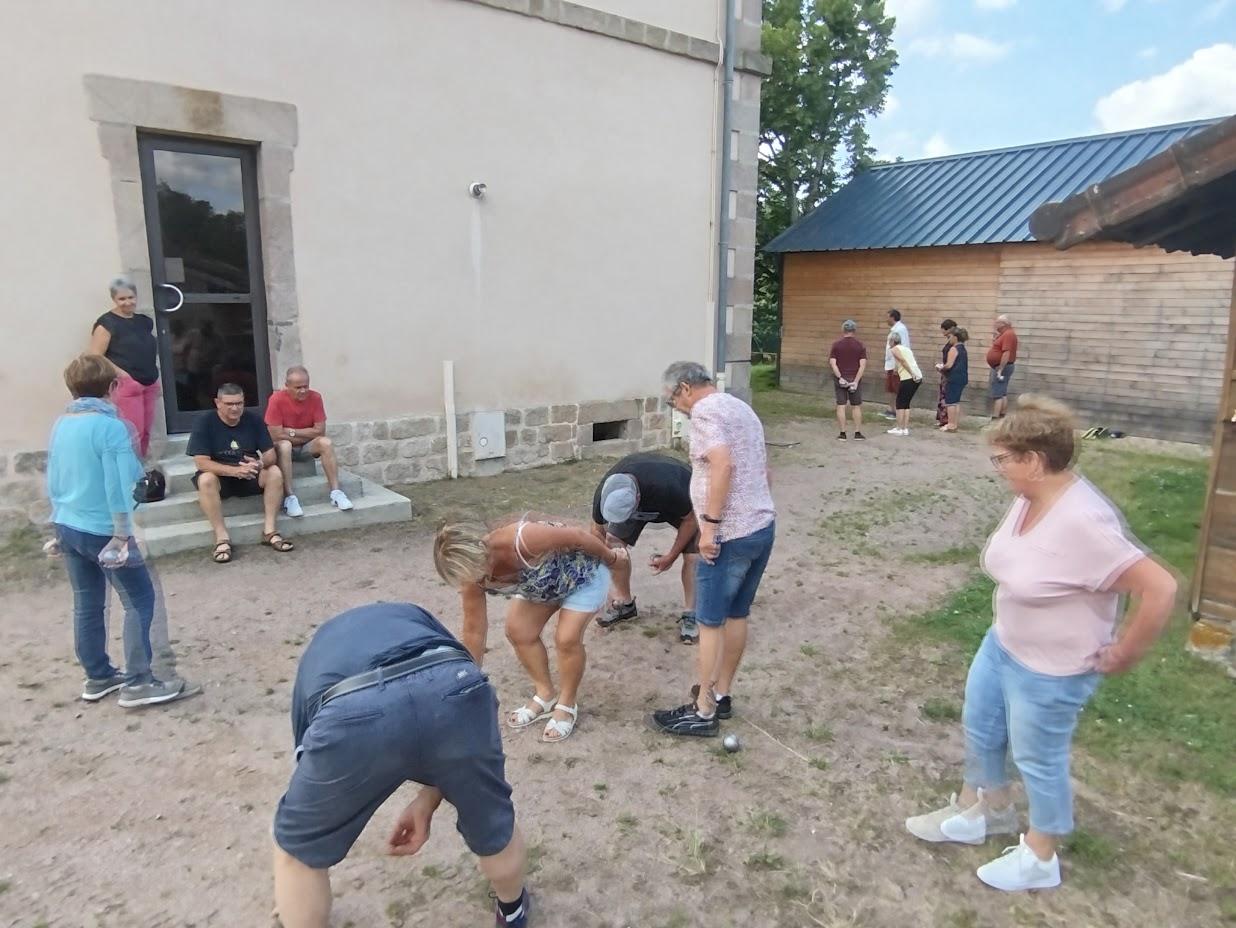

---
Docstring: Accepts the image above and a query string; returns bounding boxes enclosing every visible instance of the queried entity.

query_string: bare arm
[891,345,909,376]
[701,445,734,522]
[193,454,247,478]
[942,346,959,371]
[854,358,867,384]
[88,326,132,379]
[519,522,620,567]
[269,422,326,444]
[1097,557,1178,673]
[828,356,842,379]
[459,583,489,665]
[997,350,1011,376]
[664,512,698,561]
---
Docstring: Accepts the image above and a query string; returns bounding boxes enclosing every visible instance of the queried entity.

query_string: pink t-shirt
[982,477,1145,676]
[688,392,775,543]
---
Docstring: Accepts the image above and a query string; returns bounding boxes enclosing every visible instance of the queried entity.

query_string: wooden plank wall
[780,242,1235,442]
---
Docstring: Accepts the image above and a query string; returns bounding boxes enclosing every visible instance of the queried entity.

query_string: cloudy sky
[873,0,1236,160]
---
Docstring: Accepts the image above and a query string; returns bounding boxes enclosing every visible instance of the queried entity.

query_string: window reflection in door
[153,150,250,293]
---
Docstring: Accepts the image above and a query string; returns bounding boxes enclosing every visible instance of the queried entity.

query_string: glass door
[138,134,271,434]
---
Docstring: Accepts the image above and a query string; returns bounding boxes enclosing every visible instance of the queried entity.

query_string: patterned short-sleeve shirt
[688,392,775,543]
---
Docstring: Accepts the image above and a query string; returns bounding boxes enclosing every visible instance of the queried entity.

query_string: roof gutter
[713,0,737,377]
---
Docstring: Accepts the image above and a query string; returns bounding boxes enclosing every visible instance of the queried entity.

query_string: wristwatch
[288,429,297,439]
[700,515,722,525]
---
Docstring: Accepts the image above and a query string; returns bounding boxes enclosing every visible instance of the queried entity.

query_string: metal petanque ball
[722,734,742,753]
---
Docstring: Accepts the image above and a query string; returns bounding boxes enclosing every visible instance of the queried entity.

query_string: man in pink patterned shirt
[650,362,776,738]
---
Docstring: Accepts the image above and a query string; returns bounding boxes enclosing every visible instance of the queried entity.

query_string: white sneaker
[906,789,1018,845]
[330,489,354,511]
[976,834,1061,892]
[283,494,304,518]
[887,427,901,434]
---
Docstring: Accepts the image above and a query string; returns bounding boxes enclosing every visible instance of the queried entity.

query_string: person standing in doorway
[264,366,354,517]
[651,362,775,737]
[828,320,868,442]
[883,309,911,420]
[88,276,161,459]
[987,315,1019,421]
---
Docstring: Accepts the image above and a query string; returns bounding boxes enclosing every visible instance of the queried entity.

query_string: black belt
[315,644,472,714]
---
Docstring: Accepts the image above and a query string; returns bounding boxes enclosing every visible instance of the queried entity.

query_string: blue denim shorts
[989,363,1014,399]
[273,658,515,868]
[561,563,611,613]
[695,520,775,627]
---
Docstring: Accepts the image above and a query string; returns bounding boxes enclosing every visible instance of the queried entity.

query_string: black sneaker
[596,599,638,628]
[494,888,530,928]
[649,703,720,737]
[837,431,848,441]
[689,684,733,720]
[853,431,867,441]
[880,410,897,420]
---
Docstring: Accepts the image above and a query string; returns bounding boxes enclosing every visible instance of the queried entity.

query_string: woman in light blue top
[47,354,189,708]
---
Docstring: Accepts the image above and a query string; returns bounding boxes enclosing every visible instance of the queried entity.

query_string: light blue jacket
[47,412,143,537]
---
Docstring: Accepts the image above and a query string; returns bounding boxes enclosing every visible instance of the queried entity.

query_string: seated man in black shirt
[186,383,293,562]
[590,452,699,643]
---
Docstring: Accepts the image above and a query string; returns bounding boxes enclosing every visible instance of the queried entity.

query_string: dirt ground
[0,419,1228,927]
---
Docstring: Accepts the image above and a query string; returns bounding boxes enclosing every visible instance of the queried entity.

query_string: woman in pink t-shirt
[906,396,1176,892]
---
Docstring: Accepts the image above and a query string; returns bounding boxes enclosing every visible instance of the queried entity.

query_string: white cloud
[885,0,936,35]
[1137,46,1158,60]
[923,133,956,158]
[911,32,1012,64]
[1200,0,1232,22]
[976,0,1016,8]
[1100,0,1128,11]
[1094,43,1236,131]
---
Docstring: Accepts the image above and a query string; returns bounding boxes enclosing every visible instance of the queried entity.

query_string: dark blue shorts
[944,380,968,406]
[695,520,775,627]
[273,658,515,868]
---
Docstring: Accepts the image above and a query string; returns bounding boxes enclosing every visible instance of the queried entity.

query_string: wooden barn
[1032,114,1236,667]
[765,119,1236,443]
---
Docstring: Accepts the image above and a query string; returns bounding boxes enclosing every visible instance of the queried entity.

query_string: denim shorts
[561,563,611,613]
[943,380,968,406]
[695,520,775,627]
[989,363,1014,399]
[273,657,515,868]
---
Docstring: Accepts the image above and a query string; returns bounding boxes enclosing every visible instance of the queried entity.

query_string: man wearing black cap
[589,452,699,643]
[271,602,530,928]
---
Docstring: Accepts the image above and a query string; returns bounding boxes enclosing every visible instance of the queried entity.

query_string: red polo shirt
[265,389,326,430]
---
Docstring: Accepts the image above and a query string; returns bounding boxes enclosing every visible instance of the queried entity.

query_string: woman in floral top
[434,514,624,743]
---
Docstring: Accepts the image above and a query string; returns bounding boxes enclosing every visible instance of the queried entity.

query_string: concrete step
[161,433,190,457]
[135,473,364,528]
[158,457,317,496]
[139,477,412,557]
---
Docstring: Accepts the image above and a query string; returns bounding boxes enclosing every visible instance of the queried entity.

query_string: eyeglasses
[990,451,1016,469]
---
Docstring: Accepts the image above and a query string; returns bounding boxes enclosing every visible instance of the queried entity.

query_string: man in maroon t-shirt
[827,320,868,441]
[264,366,353,517]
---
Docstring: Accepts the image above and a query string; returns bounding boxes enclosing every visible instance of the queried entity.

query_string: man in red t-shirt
[986,315,1019,420]
[264,366,353,516]
[827,320,868,441]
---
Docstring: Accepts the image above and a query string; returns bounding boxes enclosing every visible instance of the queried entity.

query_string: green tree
[755,0,897,358]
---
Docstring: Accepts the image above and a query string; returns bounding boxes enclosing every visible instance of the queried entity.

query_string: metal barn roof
[764,119,1221,253]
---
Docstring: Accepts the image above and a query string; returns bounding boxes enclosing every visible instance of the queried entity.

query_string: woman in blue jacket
[47,354,190,708]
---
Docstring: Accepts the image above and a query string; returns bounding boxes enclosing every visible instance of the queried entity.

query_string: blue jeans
[695,520,776,627]
[963,630,1100,835]
[55,524,155,685]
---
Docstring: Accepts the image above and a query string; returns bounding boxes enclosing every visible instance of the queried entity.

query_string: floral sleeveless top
[484,517,601,604]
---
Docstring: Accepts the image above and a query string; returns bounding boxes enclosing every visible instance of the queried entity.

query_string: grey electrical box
[472,410,507,461]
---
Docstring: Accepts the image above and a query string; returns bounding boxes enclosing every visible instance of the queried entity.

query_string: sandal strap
[532,693,555,711]
[553,703,578,718]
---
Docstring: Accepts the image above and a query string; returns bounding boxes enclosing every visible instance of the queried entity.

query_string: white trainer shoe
[976,834,1061,892]
[906,789,1018,845]
[330,489,354,511]
[283,494,304,518]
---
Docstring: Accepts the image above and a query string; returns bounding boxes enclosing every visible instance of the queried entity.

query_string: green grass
[745,849,786,871]
[907,544,981,566]
[746,809,789,839]
[920,698,962,722]
[751,364,829,421]
[902,446,1236,796]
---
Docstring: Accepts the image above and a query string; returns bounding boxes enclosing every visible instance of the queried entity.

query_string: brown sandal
[212,540,233,563]
[262,531,294,552]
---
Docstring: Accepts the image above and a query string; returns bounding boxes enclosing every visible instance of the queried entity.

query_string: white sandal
[541,704,578,743]
[507,693,556,730]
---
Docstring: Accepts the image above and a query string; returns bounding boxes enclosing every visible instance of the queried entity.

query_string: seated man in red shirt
[264,366,353,517]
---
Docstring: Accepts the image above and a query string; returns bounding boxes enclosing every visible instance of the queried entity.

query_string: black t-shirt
[591,452,693,526]
[94,312,159,385]
[291,603,462,744]
[186,409,273,467]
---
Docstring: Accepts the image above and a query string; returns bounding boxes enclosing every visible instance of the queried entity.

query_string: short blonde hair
[65,353,119,399]
[433,521,490,587]
[988,394,1078,473]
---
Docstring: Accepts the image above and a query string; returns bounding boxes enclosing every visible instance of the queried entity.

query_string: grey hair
[662,361,713,393]
[842,319,857,332]
[285,365,309,382]
[888,331,903,346]
[108,276,137,298]
[217,382,245,398]
[996,314,1011,325]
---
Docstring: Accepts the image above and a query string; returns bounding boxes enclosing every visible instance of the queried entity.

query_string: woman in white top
[888,331,923,436]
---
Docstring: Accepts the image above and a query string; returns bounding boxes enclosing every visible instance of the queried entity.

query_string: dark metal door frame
[137,132,271,434]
